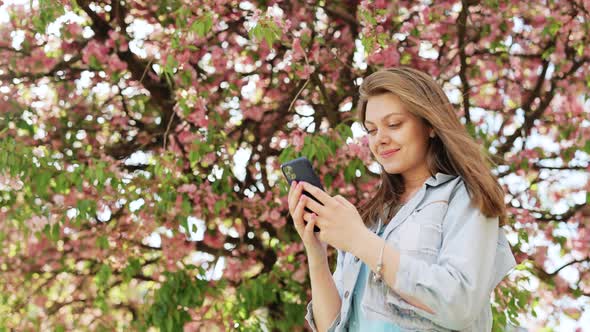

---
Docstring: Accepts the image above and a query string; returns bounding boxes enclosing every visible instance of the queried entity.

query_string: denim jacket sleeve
[305,249,345,332]
[393,182,505,330]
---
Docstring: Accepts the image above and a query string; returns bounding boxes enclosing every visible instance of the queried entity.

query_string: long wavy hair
[356,67,507,227]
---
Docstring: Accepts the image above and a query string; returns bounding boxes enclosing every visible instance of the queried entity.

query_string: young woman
[287,67,516,332]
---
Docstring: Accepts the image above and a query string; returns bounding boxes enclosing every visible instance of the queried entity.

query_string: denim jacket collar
[425,172,457,188]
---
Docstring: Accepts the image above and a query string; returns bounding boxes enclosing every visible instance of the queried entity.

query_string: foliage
[0,0,589,330]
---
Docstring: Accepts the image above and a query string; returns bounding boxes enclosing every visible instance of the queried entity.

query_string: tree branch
[457,0,473,125]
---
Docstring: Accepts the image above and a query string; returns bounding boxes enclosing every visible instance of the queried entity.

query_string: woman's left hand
[298,181,368,253]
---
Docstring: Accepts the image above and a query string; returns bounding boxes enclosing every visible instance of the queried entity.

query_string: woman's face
[364,93,433,178]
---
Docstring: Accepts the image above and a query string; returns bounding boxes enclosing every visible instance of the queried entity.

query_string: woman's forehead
[365,96,411,124]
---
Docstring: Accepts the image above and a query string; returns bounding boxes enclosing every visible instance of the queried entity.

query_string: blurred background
[0,0,589,331]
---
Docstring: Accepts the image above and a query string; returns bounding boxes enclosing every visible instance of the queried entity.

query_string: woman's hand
[287,181,327,259]
[298,181,368,253]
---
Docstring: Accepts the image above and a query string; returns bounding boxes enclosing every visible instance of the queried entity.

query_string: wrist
[350,228,380,259]
[307,251,328,268]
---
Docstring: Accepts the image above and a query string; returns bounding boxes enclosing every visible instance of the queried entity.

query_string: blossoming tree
[0,0,589,330]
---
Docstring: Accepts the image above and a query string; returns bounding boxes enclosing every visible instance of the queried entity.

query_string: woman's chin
[382,164,404,175]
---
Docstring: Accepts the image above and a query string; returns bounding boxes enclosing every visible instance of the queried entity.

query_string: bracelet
[373,239,386,283]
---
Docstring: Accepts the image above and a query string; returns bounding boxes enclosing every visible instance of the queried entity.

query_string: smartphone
[280,157,324,232]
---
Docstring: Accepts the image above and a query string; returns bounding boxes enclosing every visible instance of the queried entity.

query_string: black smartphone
[280,157,324,232]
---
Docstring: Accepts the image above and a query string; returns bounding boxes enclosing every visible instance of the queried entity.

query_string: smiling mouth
[380,149,400,158]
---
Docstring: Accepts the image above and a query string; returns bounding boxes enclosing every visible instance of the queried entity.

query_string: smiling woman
[363,93,433,182]
[286,66,516,332]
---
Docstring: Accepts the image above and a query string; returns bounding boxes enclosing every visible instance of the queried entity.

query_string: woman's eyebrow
[364,112,403,125]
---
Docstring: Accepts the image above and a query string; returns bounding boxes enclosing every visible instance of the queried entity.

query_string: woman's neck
[401,176,430,203]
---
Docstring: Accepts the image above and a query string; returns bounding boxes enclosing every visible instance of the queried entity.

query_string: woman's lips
[380,148,400,158]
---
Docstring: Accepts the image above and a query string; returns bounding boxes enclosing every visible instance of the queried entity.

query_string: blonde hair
[356,67,507,226]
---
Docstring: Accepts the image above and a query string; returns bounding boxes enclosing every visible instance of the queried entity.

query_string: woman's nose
[376,130,390,144]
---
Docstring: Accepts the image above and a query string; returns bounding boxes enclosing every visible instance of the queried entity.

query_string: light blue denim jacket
[305,173,516,332]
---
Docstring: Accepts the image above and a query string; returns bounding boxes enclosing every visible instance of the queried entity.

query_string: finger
[302,211,315,223]
[294,181,305,205]
[288,181,298,211]
[288,180,296,198]
[290,181,305,214]
[299,182,332,206]
[304,213,319,236]
[303,211,325,230]
[292,194,306,231]
[300,195,323,216]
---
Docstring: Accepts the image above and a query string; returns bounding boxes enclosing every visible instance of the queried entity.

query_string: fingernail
[292,181,297,187]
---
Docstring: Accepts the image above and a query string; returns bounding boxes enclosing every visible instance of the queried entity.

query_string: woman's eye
[367,124,400,135]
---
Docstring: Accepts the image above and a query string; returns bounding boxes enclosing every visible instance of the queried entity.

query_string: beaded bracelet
[373,239,386,283]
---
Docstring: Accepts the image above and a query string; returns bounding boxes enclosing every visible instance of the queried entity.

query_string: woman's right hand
[288,181,328,259]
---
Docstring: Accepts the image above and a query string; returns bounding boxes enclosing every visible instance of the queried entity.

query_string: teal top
[348,221,401,332]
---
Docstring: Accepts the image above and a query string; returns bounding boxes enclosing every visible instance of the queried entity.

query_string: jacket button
[354,256,359,262]
[344,291,350,299]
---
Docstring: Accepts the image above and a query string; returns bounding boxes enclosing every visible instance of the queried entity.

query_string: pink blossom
[176,49,191,66]
[82,40,110,65]
[464,43,475,56]
[223,257,244,282]
[29,215,50,232]
[292,38,305,62]
[65,23,83,38]
[202,152,216,165]
[107,54,127,72]
[269,209,280,221]
[296,64,315,79]
[291,130,305,151]
[52,194,65,207]
[0,173,23,191]
[177,130,197,144]
[203,233,225,249]
[110,115,128,127]
[533,246,547,267]
[554,275,570,293]
[292,266,306,283]
[242,106,264,122]
[178,184,197,194]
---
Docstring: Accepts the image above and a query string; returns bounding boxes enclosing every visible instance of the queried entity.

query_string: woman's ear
[429,129,435,138]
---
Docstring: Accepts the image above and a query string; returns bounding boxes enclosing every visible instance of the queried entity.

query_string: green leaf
[248,19,282,49]
[335,123,353,141]
[88,55,103,70]
[576,43,584,57]
[214,200,224,214]
[50,223,60,242]
[278,146,294,164]
[400,53,412,65]
[122,258,141,283]
[547,20,562,36]
[322,173,333,189]
[361,35,376,54]
[31,0,65,33]
[145,270,209,330]
[96,235,109,249]
[520,158,529,171]
[191,13,213,38]
[95,264,112,290]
